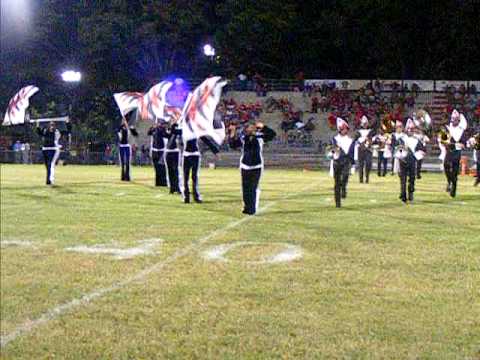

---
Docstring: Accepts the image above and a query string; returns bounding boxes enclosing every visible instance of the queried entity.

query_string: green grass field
[1,164,479,359]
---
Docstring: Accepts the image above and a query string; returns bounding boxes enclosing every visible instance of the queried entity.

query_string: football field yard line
[0,183,317,348]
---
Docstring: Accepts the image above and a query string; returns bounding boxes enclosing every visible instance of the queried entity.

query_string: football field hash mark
[65,239,164,260]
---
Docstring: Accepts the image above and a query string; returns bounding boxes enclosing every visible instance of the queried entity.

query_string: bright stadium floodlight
[61,70,82,82]
[203,44,215,57]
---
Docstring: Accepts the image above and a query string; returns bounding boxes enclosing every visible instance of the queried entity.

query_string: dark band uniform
[165,124,182,194]
[117,124,138,181]
[443,124,467,197]
[36,122,72,185]
[396,133,425,202]
[355,128,374,183]
[178,131,219,203]
[147,124,168,186]
[229,125,276,215]
[330,134,356,208]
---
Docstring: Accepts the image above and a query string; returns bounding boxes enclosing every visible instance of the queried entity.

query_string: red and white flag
[145,81,173,121]
[113,92,146,117]
[3,86,39,126]
[179,76,227,145]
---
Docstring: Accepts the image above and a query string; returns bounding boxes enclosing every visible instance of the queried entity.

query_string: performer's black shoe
[341,189,347,199]
[417,175,422,180]
[450,185,456,198]
[242,209,255,215]
[408,192,414,202]
[401,195,407,203]
[194,198,203,204]
[46,181,51,185]
[184,197,190,204]
[474,178,479,187]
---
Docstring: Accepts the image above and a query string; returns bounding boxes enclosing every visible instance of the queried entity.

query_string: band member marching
[117,117,138,181]
[372,128,392,177]
[395,119,426,203]
[36,120,72,185]
[439,109,468,197]
[328,118,356,208]
[355,116,374,183]
[165,123,182,194]
[228,121,276,215]
[391,121,406,175]
[413,128,429,179]
[467,131,480,187]
[147,121,168,187]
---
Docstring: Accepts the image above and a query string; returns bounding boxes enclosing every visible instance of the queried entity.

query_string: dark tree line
[1,0,479,142]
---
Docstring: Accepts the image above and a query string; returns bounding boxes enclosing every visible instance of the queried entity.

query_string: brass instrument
[325,144,341,160]
[394,144,408,160]
[437,128,451,147]
[381,118,395,134]
[471,133,480,150]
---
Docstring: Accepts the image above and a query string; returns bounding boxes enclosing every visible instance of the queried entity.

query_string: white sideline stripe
[0,183,316,348]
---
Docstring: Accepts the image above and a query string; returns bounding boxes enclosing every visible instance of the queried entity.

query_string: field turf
[0,164,479,359]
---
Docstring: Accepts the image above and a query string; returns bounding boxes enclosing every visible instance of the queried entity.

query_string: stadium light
[61,70,82,83]
[203,44,215,57]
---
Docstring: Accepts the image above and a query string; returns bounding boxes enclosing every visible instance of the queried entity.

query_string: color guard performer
[165,123,182,194]
[439,109,467,197]
[147,121,168,187]
[36,120,72,185]
[117,118,138,181]
[228,121,276,215]
[328,118,356,208]
[395,119,426,203]
[177,129,219,203]
[355,116,374,183]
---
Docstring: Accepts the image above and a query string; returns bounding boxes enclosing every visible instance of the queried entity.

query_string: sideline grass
[1,164,479,358]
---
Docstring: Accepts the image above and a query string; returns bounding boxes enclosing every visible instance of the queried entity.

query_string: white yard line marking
[202,242,303,264]
[65,239,163,260]
[0,241,36,249]
[154,194,164,199]
[114,192,126,197]
[0,183,316,348]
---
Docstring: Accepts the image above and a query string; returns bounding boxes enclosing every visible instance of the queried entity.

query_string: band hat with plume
[405,118,416,131]
[450,109,467,130]
[336,117,349,131]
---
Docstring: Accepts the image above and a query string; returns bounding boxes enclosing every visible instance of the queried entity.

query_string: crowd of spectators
[442,84,480,129]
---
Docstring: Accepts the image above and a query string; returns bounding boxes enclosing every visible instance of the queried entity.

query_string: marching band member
[165,123,182,194]
[355,115,374,183]
[391,121,406,175]
[372,128,391,177]
[467,131,480,186]
[117,117,138,181]
[147,121,168,187]
[440,109,468,197]
[36,120,72,185]
[328,118,356,208]
[396,119,426,203]
[413,128,430,179]
[228,121,276,215]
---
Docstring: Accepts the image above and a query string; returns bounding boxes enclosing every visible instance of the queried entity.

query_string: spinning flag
[3,86,39,126]
[113,92,146,117]
[145,81,173,121]
[179,76,227,145]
